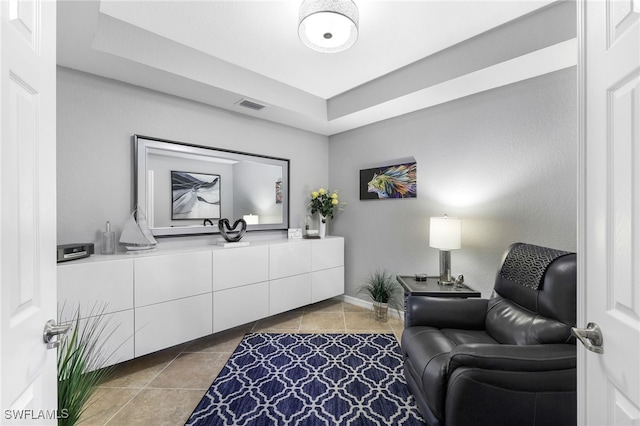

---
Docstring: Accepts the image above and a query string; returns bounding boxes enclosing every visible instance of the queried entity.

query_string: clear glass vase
[373,301,388,322]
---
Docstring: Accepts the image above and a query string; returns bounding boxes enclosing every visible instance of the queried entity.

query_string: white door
[1,0,58,424]
[578,0,640,424]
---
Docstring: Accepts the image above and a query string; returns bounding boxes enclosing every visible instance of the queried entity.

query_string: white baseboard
[337,294,405,321]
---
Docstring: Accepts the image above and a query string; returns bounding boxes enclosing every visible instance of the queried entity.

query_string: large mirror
[134,135,289,236]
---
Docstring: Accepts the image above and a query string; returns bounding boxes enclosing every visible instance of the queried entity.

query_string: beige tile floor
[79,299,405,426]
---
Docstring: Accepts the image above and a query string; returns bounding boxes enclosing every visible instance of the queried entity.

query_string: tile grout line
[342,303,348,331]
[99,387,144,426]
[101,349,185,426]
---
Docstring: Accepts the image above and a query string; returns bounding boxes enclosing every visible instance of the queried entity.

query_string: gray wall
[57,66,577,301]
[57,67,328,249]
[329,68,577,298]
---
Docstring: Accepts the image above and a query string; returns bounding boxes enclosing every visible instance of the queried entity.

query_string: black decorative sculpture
[218,218,247,243]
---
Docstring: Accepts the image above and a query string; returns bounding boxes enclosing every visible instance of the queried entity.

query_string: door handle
[571,322,604,354]
[43,319,71,349]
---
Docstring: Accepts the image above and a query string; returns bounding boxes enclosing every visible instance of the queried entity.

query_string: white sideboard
[57,236,344,366]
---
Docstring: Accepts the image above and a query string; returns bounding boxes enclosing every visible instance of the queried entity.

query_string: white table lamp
[429,215,461,285]
[243,214,259,225]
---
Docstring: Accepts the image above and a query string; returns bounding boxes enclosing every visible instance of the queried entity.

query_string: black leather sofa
[401,243,577,426]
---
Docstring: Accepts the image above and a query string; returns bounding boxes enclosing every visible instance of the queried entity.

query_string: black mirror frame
[134,135,290,237]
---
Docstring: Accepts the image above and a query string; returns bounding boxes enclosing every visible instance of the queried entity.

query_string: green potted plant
[57,304,119,426]
[359,270,402,322]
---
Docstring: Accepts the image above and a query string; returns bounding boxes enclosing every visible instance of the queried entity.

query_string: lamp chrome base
[438,250,454,285]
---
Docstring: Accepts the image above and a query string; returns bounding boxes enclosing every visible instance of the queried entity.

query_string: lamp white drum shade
[429,216,461,250]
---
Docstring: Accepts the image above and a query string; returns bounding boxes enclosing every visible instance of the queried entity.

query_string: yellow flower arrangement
[309,188,341,222]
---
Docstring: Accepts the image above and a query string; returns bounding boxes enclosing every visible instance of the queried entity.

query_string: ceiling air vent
[237,98,267,111]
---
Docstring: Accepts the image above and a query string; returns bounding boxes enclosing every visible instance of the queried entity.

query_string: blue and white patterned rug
[185,333,425,425]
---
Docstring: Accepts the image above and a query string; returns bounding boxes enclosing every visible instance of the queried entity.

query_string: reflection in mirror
[134,135,289,236]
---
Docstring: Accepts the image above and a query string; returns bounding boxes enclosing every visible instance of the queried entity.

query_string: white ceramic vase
[319,214,327,238]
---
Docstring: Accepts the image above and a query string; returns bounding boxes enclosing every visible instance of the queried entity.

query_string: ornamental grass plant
[359,270,402,309]
[359,270,402,322]
[57,303,119,426]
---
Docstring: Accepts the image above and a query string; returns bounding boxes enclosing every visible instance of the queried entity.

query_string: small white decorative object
[216,240,250,248]
[120,208,158,252]
[288,228,303,239]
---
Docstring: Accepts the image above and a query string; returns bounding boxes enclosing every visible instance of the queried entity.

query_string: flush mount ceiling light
[298,0,359,53]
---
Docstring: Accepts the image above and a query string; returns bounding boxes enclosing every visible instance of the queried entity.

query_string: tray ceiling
[57,1,573,135]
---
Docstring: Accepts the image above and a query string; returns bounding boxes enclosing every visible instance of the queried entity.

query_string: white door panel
[578,0,640,423]
[1,0,57,422]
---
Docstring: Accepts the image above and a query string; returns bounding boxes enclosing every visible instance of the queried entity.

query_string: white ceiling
[57,0,572,135]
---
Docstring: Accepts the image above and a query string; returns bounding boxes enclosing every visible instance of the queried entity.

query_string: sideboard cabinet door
[58,259,134,319]
[269,241,312,279]
[213,281,269,333]
[311,238,344,271]
[135,293,212,357]
[57,259,135,366]
[270,274,312,316]
[312,266,345,304]
[76,310,135,368]
[212,245,269,291]
[134,251,212,307]
[311,237,345,303]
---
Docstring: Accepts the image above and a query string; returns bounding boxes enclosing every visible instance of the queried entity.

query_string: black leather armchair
[401,243,577,426]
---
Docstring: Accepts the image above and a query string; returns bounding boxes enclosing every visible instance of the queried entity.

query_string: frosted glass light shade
[298,0,359,53]
[429,216,462,250]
